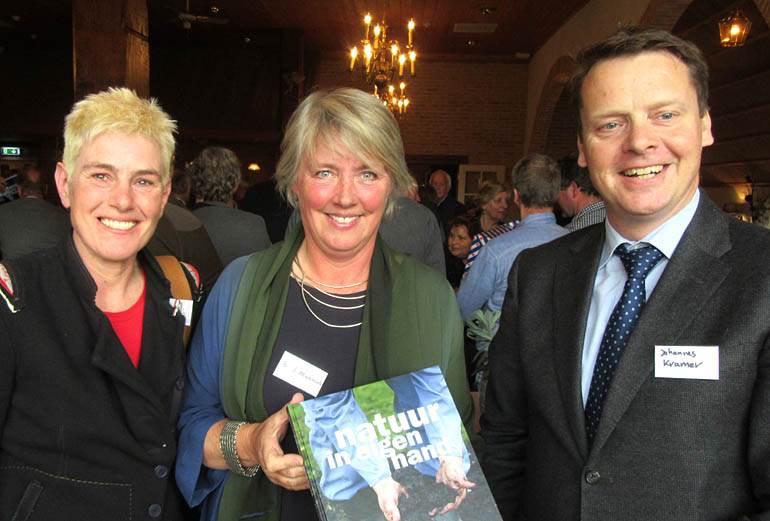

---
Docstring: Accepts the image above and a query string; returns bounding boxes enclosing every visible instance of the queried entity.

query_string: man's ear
[577,134,588,168]
[701,110,714,148]
[54,162,72,209]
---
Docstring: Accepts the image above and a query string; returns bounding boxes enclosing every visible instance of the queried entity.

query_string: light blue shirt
[580,190,700,405]
[457,212,567,320]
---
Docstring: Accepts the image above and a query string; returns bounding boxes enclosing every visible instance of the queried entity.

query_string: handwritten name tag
[169,298,194,326]
[654,345,719,380]
[272,351,328,397]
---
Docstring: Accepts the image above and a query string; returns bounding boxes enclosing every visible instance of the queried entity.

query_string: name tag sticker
[272,351,328,397]
[654,345,719,380]
[169,298,194,326]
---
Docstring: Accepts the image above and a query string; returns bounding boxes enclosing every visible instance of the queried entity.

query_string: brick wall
[544,87,578,159]
[313,56,529,168]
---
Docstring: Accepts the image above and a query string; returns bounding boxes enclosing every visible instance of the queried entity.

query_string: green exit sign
[1,147,21,156]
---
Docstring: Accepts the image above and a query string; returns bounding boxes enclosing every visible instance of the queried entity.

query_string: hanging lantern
[719,9,751,47]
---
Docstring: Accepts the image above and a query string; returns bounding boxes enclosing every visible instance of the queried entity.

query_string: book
[288,365,503,521]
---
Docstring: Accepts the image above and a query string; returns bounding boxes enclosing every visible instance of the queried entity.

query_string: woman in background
[445,216,472,289]
[468,182,509,236]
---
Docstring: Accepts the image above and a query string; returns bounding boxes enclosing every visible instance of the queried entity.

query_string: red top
[104,277,147,368]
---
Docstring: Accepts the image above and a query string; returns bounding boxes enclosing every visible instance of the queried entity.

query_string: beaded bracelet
[219,420,260,477]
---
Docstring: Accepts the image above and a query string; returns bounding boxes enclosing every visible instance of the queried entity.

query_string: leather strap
[155,255,193,348]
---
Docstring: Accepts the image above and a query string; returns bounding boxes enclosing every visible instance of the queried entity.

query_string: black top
[263,277,365,521]
[0,240,187,519]
[445,251,466,289]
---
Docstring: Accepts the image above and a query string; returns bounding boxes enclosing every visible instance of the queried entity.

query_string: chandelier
[719,9,752,47]
[349,13,417,115]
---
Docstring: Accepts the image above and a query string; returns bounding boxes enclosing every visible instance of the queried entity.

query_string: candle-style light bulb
[349,47,358,71]
[408,19,415,45]
[399,54,406,76]
[364,43,372,70]
[373,24,381,49]
[364,13,371,40]
[409,50,416,75]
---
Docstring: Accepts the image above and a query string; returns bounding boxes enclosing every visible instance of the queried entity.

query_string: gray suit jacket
[482,192,770,520]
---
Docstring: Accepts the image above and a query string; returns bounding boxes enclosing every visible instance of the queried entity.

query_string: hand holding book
[248,392,309,491]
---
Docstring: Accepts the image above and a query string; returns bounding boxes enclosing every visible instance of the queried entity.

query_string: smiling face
[483,190,509,222]
[577,51,713,240]
[292,139,391,263]
[447,224,472,259]
[55,132,170,274]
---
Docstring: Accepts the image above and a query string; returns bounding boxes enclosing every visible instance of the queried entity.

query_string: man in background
[430,169,465,234]
[0,172,69,259]
[457,153,566,324]
[556,156,605,231]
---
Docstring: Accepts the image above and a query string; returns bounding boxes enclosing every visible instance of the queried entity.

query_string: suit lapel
[553,225,604,460]
[590,195,732,455]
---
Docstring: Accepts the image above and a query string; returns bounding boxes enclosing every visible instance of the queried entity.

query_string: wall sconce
[719,9,751,47]
[247,163,261,172]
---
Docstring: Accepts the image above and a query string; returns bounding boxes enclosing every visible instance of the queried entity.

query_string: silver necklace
[291,272,365,329]
[293,256,368,289]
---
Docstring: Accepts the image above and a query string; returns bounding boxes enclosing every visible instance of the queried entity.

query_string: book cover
[288,365,502,521]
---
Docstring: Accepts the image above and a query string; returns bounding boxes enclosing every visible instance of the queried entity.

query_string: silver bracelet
[219,420,260,477]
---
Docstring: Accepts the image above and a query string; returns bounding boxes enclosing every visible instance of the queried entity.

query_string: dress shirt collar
[599,189,700,269]
[518,211,557,226]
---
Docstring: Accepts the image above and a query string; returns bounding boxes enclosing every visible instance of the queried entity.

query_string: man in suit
[430,169,465,235]
[482,27,770,520]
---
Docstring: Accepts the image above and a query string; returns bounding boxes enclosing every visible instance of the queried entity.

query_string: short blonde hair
[62,87,177,186]
[274,88,411,214]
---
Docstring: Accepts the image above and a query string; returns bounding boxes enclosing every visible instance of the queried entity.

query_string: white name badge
[272,351,328,397]
[654,345,719,380]
[169,298,194,326]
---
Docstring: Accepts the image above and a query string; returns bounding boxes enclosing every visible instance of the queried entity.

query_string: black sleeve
[480,257,528,521]
[0,309,16,436]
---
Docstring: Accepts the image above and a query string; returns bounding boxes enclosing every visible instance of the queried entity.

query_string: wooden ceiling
[0,0,590,57]
[147,0,591,58]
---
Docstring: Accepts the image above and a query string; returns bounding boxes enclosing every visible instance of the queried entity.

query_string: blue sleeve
[175,256,250,508]
[390,367,470,477]
[304,391,391,501]
[457,243,497,320]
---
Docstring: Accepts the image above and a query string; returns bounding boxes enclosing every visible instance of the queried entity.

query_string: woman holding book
[176,88,474,521]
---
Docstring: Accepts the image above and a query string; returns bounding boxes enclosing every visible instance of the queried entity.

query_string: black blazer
[0,239,187,520]
[482,193,770,520]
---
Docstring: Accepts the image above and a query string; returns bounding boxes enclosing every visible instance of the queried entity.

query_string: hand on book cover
[373,477,408,521]
[430,456,477,516]
[253,392,310,491]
